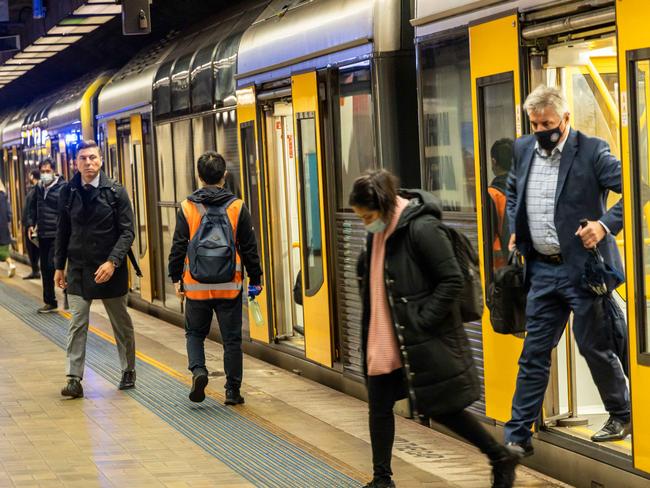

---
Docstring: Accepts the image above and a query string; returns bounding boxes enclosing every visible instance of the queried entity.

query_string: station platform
[0,264,569,488]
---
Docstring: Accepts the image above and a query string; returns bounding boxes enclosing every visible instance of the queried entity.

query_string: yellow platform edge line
[57,309,368,482]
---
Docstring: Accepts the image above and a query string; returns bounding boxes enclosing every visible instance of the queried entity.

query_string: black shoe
[225,388,244,405]
[491,449,519,488]
[363,478,395,488]
[61,378,83,398]
[118,370,136,390]
[189,369,208,403]
[37,304,57,313]
[23,273,40,280]
[591,416,631,442]
[505,440,534,458]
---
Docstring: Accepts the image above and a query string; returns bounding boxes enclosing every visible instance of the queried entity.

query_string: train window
[335,65,375,209]
[630,55,650,356]
[240,122,263,256]
[108,145,119,182]
[172,120,195,200]
[191,44,215,112]
[171,53,192,115]
[216,110,241,195]
[153,61,173,118]
[477,73,516,280]
[296,113,324,294]
[192,116,216,185]
[155,123,175,203]
[214,34,239,107]
[133,142,147,258]
[419,34,475,213]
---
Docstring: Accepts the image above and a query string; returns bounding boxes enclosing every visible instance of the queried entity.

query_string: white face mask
[365,218,387,234]
[40,173,54,186]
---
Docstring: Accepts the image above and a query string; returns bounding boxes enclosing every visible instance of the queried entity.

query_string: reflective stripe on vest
[181,197,243,300]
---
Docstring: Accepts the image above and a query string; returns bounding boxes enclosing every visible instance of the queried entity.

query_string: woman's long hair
[348,169,398,220]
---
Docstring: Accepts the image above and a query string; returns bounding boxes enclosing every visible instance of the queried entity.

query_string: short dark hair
[38,158,54,171]
[76,139,99,153]
[197,151,227,185]
[348,169,398,218]
[490,138,514,172]
[30,169,40,180]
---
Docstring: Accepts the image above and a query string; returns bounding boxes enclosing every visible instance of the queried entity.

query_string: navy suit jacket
[506,129,624,286]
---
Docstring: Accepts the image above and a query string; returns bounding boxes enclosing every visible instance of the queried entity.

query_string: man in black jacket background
[28,160,66,312]
[21,169,40,279]
[54,140,137,398]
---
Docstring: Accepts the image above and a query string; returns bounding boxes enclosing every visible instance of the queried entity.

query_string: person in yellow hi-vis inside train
[168,151,262,406]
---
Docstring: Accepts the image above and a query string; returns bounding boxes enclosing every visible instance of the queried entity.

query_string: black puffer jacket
[54,171,135,299]
[29,177,66,238]
[357,189,480,418]
[0,191,12,246]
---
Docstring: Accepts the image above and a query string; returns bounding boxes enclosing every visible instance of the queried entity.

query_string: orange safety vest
[488,186,508,268]
[180,198,243,300]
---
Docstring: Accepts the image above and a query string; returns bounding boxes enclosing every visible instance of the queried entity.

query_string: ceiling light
[24,44,68,53]
[34,36,83,45]
[14,51,55,59]
[73,5,121,15]
[48,25,99,35]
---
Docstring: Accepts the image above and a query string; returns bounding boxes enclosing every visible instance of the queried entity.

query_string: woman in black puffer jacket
[351,170,518,488]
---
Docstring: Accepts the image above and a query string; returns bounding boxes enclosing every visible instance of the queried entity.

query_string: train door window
[629,53,650,357]
[192,115,216,185]
[296,112,323,293]
[477,73,516,278]
[419,33,476,214]
[240,121,262,255]
[335,64,375,209]
[172,120,194,198]
[108,145,119,181]
[216,109,241,196]
[132,142,147,258]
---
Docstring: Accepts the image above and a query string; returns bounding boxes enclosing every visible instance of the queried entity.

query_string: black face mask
[534,124,563,152]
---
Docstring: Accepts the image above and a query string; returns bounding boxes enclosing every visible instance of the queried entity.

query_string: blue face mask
[365,218,387,234]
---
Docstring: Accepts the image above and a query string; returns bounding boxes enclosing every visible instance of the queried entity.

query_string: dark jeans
[39,237,56,307]
[23,228,39,274]
[505,259,631,443]
[367,369,503,481]
[185,293,243,391]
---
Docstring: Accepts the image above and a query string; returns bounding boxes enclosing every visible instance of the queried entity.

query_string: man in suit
[505,85,630,457]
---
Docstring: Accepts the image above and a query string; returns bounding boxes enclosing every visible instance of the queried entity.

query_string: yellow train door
[469,13,524,423]
[616,0,650,474]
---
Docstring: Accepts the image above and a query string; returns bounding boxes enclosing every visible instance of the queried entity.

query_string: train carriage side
[234,0,419,381]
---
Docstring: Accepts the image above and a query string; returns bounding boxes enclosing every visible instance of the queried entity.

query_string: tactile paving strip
[0,283,362,488]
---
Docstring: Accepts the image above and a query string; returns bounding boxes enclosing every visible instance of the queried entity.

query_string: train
[1,1,649,486]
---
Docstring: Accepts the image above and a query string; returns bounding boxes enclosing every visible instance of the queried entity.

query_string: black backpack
[187,198,237,284]
[486,251,527,334]
[441,224,484,323]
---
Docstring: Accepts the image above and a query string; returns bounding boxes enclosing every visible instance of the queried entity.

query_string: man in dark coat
[54,140,137,398]
[505,85,630,456]
[21,169,40,279]
[28,160,66,312]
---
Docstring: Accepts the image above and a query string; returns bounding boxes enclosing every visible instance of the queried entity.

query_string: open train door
[469,13,524,423]
[617,0,650,474]
[290,71,333,367]
[237,86,272,344]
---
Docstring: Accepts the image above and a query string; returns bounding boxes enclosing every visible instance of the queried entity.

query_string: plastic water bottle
[250,298,264,327]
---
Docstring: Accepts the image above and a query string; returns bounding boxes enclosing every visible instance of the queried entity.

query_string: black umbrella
[580,219,624,295]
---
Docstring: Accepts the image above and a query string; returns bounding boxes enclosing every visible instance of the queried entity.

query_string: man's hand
[54,269,67,289]
[248,284,263,299]
[94,261,116,284]
[174,282,185,299]
[508,233,517,251]
[575,220,606,249]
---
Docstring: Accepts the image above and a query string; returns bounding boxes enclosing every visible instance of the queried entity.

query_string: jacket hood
[188,186,236,206]
[395,189,442,229]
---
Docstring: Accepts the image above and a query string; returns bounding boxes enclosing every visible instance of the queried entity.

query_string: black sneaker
[118,370,136,390]
[23,272,40,280]
[491,449,519,488]
[505,440,534,458]
[61,378,83,398]
[363,478,395,488]
[189,369,208,403]
[37,304,57,314]
[225,388,244,405]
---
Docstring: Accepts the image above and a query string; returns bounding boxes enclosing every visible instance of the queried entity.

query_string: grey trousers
[66,294,136,379]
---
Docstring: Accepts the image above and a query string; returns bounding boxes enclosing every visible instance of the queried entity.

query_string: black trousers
[23,228,39,274]
[367,368,504,481]
[38,237,56,307]
[184,293,243,391]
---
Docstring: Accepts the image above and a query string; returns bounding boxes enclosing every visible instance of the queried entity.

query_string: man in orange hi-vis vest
[168,151,262,405]
[488,138,514,270]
